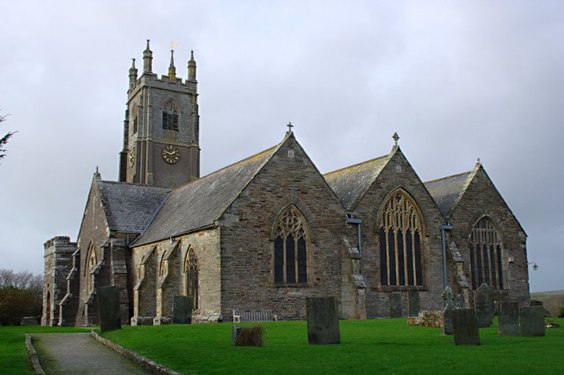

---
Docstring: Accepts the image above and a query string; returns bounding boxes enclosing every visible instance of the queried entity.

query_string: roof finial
[286,122,294,134]
[392,132,400,147]
[128,58,138,89]
[94,166,101,179]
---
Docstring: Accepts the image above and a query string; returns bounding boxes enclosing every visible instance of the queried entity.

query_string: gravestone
[452,308,480,345]
[474,284,495,328]
[443,302,454,335]
[389,292,402,318]
[498,301,519,336]
[306,297,340,345]
[97,286,121,333]
[407,291,420,317]
[454,294,465,309]
[172,296,193,324]
[519,306,545,336]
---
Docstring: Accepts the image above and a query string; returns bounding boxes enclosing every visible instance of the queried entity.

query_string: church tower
[119,40,200,188]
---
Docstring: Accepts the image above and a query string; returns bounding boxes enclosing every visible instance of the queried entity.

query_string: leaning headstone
[474,283,495,328]
[306,297,340,345]
[389,292,402,318]
[452,308,480,345]
[97,286,121,333]
[443,301,454,335]
[498,301,519,336]
[172,296,193,324]
[407,291,420,317]
[520,306,545,336]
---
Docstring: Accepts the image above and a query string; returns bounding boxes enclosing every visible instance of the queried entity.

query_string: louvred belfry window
[274,206,309,285]
[469,217,504,290]
[379,190,424,287]
[162,101,179,131]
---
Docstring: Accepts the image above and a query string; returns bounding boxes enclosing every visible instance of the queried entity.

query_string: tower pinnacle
[168,49,177,81]
[128,58,138,90]
[188,50,197,82]
[143,39,153,74]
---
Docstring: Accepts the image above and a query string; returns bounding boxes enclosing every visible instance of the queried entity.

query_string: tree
[0,111,15,160]
[0,269,43,325]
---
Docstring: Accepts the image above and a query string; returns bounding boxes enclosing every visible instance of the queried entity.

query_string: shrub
[233,325,265,346]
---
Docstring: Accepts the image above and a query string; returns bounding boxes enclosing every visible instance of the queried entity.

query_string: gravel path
[32,333,150,375]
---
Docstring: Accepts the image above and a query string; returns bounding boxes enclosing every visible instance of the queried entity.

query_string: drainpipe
[346,215,363,274]
[440,223,453,292]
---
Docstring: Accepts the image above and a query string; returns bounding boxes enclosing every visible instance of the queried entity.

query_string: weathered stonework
[42,236,76,326]
[43,43,530,326]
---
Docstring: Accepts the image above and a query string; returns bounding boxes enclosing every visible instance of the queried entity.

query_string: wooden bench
[232,309,277,323]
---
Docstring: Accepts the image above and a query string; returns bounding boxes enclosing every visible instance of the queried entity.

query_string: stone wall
[42,236,76,326]
[130,228,221,324]
[350,148,446,317]
[447,166,529,305]
[219,135,346,320]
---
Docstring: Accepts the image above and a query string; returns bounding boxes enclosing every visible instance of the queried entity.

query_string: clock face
[128,148,135,167]
[162,144,180,164]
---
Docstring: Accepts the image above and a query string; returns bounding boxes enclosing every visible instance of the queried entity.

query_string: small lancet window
[86,245,97,293]
[162,100,179,131]
[469,217,504,290]
[273,205,309,285]
[184,248,199,310]
[379,190,424,287]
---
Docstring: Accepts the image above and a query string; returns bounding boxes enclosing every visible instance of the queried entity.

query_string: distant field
[531,290,564,317]
[104,318,564,374]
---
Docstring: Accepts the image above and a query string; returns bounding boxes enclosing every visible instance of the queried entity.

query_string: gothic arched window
[162,100,179,131]
[273,206,309,285]
[86,245,97,293]
[379,190,424,287]
[469,217,504,290]
[184,247,199,310]
[158,254,167,277]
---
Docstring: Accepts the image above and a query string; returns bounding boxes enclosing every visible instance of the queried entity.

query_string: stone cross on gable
[393,132,400,147]
[287,122,294,133]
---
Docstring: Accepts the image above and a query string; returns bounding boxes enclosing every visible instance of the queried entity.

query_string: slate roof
[97,181,170,233]
[133,143,281,246]
[424,171,473,216]
[324,154,391,210]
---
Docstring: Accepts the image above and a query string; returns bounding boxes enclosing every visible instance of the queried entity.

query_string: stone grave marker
[443,301,454,335]
[306,297,340,345]
[520,306,545,336]
[498,301,519,336]
[407,291,420,317]
[389,292,402,318]
[452,308,480,345]
[474,283,495,328]
[97,286,121,333]
[172,296,193,324]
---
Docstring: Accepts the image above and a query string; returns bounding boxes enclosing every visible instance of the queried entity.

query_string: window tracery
[379,190,424,287]
[273,205,309,285]
[86,245,97,293]
[469,217,504,289]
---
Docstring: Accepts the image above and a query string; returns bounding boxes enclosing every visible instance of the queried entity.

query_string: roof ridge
[324,153,390,176]
[98,180,171,191]
[424,170,472,185]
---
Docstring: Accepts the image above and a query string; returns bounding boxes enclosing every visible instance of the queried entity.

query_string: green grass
[0,326,89,374]
[103,318,564,374]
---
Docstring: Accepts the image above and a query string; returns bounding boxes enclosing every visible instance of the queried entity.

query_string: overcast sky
[1,1,562,292]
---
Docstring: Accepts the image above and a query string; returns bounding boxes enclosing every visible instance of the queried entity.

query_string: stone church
[42,41,530,326]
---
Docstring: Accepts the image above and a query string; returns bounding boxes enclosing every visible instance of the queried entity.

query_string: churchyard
[100,318,564,374]
[3,317,564,374]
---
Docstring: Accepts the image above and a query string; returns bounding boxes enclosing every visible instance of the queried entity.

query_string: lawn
[0,326,89,374]
[103,318,564,374]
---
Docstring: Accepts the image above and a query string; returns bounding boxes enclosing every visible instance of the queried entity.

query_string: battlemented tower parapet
[42,236,77,326]
[120,40,200,189]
